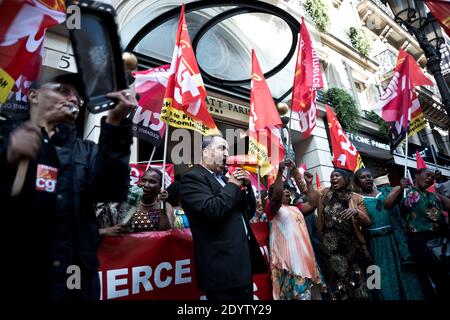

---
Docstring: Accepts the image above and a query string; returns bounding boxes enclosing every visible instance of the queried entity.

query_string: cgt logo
[36,164,58,193]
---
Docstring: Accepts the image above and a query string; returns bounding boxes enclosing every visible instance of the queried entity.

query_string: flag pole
[286,106,294,160]
[161,125,169,209]
[257,165,261,203]
[430,145,438,172]
[145,146,157,171]
[404,132,409,198]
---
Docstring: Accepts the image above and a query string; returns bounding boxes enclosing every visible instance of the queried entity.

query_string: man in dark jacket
[0,73,134,301]
[180,135,267,300]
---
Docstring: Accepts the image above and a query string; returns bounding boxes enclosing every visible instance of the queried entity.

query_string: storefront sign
[346,132,392,160]
[206,96,250,125]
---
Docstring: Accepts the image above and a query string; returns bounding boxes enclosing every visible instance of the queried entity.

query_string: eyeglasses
[41,82,84,107]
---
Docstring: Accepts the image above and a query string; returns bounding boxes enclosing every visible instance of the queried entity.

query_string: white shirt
[204,167,249,237]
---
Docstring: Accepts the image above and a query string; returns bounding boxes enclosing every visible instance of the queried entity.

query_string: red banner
[129,163,175,187]
[98,222,272,300]
[326,105,364,172]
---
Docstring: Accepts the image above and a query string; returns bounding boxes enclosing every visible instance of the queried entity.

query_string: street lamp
[383,0,450,124]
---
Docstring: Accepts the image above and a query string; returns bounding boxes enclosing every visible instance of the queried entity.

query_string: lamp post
[384,0,450,123]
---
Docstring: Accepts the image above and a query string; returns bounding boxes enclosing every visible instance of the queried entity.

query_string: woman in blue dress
[354,168,424,300]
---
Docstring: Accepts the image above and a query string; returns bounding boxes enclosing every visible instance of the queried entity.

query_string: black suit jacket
[180,165,267,292]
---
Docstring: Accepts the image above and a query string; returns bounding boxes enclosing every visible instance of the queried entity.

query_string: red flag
[424,0,450,37]
[249,50,285,177]
[415,150,428,170]
[130,65,171,145]
[374,49,432,148]
[0,0,66,102]
[291,18,324,138]
[326,105,364,172]
[161,4,218,135]
[315,171,321,189]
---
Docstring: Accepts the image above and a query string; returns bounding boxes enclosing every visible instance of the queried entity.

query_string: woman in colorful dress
[267,160,325,300]
[97,168,174,233]
[385,168,450,299]
[313,168,372,300]
[354,168,424,300]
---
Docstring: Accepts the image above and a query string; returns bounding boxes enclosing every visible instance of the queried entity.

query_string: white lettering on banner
[378,72,399,105]
[337,154,347,166]
[297,101,317,134]
[107,268,129,299]
[174,60,201,115]
[132,266,153,294]
[132,106,164,131]
[311,48,321,89]
[155,262,173,289]
[101,259,193,299]
[175,259,192,285]
[338,126,357,156]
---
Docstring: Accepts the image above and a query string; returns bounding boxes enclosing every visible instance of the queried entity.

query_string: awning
[393,154,450,177]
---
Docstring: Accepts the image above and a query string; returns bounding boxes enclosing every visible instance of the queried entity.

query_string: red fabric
[326,105,363,172]
[424,0,450,37]
[97,224,272,300]
[375,49,432,129]
[291,18,323,138]
[315,171,321,189]
[162,4,216,128]
[0,0,65,99]
[132,65,170,138]
[415,150,428,170]
[249,50,285,176]
[250,50,283,130]
[291,17,323,112]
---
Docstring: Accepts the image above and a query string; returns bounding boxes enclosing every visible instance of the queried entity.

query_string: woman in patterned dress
[97,168,174,233]
[313,169,372,300]
[267,160,325,300]
[354,168,424,300]
[385,168,450,299]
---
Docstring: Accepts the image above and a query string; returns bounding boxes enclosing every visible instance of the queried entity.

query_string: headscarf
[325,168,353,204]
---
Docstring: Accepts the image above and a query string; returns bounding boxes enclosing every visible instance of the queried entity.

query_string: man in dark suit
[180,135,267,300]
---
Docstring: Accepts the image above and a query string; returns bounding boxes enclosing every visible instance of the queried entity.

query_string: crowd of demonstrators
[179,135,267,300]
[353,168,424,300]
[3,72,450,302]
[385,168,450,299]
[266,160,325,300]
[0,73,135,301]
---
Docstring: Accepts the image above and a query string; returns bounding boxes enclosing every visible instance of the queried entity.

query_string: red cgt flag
[291,17,324,139]
[326,105,364,172]
[249,50,285,177]
[0,0,66,102]
[161,4,218,135]
[374,49,432,148]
